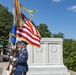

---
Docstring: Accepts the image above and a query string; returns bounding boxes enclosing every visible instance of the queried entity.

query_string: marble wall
[27,38,63,65]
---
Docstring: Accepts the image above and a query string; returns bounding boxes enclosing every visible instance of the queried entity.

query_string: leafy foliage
[63,39,76,71]
[0,4,12,54]
[36,24,52,37]
[52,32,64,38]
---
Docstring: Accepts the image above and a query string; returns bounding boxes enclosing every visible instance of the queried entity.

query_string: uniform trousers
[14,70,26,75]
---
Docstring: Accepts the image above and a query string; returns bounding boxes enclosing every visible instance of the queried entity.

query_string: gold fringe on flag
[20,4,38,18]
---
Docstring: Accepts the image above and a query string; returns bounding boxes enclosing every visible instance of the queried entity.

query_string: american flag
[16,15,41,47]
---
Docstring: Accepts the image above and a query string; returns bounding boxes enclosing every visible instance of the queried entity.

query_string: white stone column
[27,38,70,75]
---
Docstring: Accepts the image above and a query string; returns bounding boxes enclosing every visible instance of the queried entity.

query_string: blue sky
[0,0,76,39]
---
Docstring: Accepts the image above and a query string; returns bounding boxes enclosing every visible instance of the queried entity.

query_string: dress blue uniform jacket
[15,48,28,72]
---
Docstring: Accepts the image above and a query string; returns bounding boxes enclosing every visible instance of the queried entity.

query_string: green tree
[0,4,12,54]
[52,32,64,38]
[63,39,76,71]
[36,24,52,37]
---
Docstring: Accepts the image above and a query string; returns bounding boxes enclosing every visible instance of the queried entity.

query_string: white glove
[13,58,17,61]
[10,56,13,59]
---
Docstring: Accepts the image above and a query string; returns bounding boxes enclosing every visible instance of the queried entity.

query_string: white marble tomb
[26,38,70,75]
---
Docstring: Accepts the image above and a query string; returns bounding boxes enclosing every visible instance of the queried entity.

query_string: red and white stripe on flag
[16,18,41,48]
[25,18,39,36]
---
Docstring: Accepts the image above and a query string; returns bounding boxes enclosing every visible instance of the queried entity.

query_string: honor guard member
[9,41,21,60]
[8,44,15,61]
[14,40,28,75]
[17,41,22,51]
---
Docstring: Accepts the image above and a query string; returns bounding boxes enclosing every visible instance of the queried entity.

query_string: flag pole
[14,0,23,27]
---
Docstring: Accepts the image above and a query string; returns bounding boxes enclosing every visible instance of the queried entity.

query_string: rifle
[6,50,14,71]
[6,51,14,75]
[10,46,18,75]
[10,49,18,75]
[6,60,12,71]
[6,46,18,75]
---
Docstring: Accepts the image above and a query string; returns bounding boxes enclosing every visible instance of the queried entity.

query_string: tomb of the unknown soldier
[26,38,70,75]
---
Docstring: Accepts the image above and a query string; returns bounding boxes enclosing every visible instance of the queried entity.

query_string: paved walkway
[0,62,76,75]
[70,71,76,75]
[0,62,8,75]
[0,67,3,75]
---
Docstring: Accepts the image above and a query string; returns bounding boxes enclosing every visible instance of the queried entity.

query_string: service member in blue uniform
[14,40,28,75]
[9,41,21,60]
[17,41,22,51]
